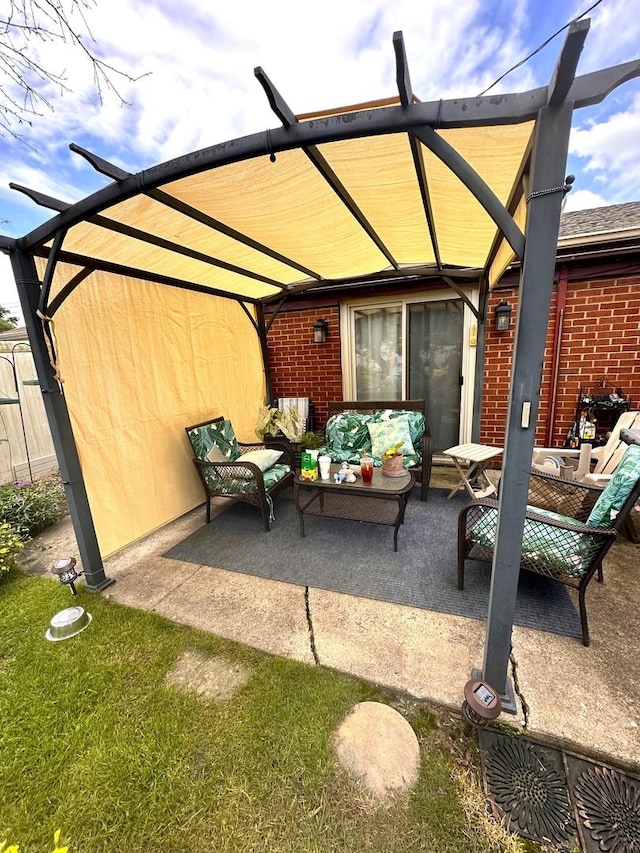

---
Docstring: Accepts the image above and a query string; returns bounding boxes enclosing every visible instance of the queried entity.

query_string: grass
[0,569,544,853]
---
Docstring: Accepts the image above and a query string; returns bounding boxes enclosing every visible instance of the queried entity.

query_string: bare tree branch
[0,0,148,140]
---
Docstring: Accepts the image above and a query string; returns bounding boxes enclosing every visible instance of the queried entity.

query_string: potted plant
[299,430,325,451]
[381,441,405,476]
[256,405,301,441]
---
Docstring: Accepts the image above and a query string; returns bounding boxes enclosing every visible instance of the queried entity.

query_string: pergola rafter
[393,32,443,271]
[255,67,400,270]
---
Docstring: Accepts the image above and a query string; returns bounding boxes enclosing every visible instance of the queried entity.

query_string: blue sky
[1,0,638,319]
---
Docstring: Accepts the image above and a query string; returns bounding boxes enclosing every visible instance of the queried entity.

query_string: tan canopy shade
[34,119,535,312]
[34,257,265,557]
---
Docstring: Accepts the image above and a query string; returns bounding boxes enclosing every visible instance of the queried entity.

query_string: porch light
[495,301,512,332]
[312,318,328,344]
[51,556,83,595]
[462,678,502,729]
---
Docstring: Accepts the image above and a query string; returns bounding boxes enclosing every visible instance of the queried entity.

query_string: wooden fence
[0,343,57,483]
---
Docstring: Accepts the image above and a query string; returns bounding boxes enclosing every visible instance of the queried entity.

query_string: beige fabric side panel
[50,270,266,556]
[488,192,528,288]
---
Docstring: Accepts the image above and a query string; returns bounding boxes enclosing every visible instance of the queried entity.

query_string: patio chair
[457,443,640,646]
[185,417,294,531]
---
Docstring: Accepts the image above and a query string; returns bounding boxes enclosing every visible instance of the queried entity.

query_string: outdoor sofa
[323,399,433,501]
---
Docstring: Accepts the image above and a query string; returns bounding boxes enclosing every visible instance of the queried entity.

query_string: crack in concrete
[510,649,530,730]
[304,586,320,665]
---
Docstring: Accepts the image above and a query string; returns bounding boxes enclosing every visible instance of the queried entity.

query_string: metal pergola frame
[2,22,638,709]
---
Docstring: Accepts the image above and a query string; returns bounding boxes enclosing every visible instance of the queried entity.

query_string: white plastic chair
[532,410,640,486]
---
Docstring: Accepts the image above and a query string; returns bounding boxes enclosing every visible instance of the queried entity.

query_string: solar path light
[50,556,83,595]
[462,679,502,729]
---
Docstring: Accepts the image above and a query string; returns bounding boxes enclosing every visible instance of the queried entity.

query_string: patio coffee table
[293,465,415,551]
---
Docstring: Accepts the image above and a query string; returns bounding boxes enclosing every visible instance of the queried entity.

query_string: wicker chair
[185,417,294,531]
[458,444,640,645]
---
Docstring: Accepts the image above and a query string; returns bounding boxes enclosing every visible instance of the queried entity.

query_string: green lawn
[0,570,538,853]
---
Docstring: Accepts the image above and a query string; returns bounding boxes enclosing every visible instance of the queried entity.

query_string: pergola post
[478,99,575,709]
[10,247,113,590]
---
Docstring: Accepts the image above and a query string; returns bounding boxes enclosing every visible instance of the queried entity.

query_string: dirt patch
[164,648,251,701]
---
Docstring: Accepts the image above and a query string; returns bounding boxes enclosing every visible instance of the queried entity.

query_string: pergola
[2,22,638,708]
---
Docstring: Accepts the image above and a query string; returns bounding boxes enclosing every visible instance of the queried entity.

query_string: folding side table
[443,443,503,499]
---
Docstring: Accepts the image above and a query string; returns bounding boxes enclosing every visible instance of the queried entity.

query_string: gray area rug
[164,487,582,638]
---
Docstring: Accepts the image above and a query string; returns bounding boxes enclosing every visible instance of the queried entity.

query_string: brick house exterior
[265,202,640,451]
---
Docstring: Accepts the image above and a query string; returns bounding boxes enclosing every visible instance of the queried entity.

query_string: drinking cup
[361,457,373,484]
[318,455,332,480]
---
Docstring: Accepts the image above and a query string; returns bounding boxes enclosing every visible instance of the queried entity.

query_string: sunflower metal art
[574,765,640,853]
[484,736,575,845]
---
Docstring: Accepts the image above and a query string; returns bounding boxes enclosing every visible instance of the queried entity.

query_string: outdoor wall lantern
[312,318,328,344]
[51,556,83,595]
[495,301,512,332]
[462,678,502,729]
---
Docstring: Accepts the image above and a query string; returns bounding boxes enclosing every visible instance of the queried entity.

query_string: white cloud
[0,254,23,323]
[569,91,640,202]
[563,188,609,212]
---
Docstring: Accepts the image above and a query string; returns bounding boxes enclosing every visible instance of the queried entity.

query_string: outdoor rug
[164,487,582,638]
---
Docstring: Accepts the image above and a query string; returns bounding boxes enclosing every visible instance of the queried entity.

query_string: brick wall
[267,305,343,429]
[266,273,640,447]
[481,274,640,448]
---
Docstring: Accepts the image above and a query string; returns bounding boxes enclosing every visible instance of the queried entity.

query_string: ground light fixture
[495,301,512,332]
[462,678,502,729]
[312,318,328,344]
[51,556,83,594]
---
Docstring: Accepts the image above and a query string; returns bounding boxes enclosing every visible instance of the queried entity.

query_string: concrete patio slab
[308,589,485,708]
[142,562,315,665]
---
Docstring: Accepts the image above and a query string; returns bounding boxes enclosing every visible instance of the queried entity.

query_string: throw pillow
[235,448,283,473]
[367,415,415,459]
[586,444,640,527]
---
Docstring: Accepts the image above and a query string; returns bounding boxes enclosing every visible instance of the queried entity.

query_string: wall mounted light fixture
[312,318,328,344]
[495,301,512,332]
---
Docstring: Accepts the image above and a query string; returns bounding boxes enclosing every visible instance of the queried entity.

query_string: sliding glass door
[407,300,463,451]
[343,292,473,451]
[353,305,402,400]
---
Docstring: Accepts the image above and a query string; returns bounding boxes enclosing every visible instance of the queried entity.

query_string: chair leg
[260,499,271,532]
[206,496,212,524]
[457,547,466,590]
[578,587,590,647]
[420,475,427,502]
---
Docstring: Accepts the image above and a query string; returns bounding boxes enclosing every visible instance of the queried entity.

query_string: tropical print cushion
[470,504,598,577]
[374,409,425,449]
[200,462,291,495]
[187,419,240,461]
[324,409,424,467]
[367,415,415,458]
[586,444,640,527]
[324,412,375,463]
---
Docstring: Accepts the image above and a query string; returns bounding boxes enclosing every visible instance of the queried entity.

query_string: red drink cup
[361,458,373,484]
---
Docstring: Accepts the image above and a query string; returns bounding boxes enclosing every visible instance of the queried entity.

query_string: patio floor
[20,465,640,774]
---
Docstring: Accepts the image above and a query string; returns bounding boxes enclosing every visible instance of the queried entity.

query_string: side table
[443,443,502,499]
